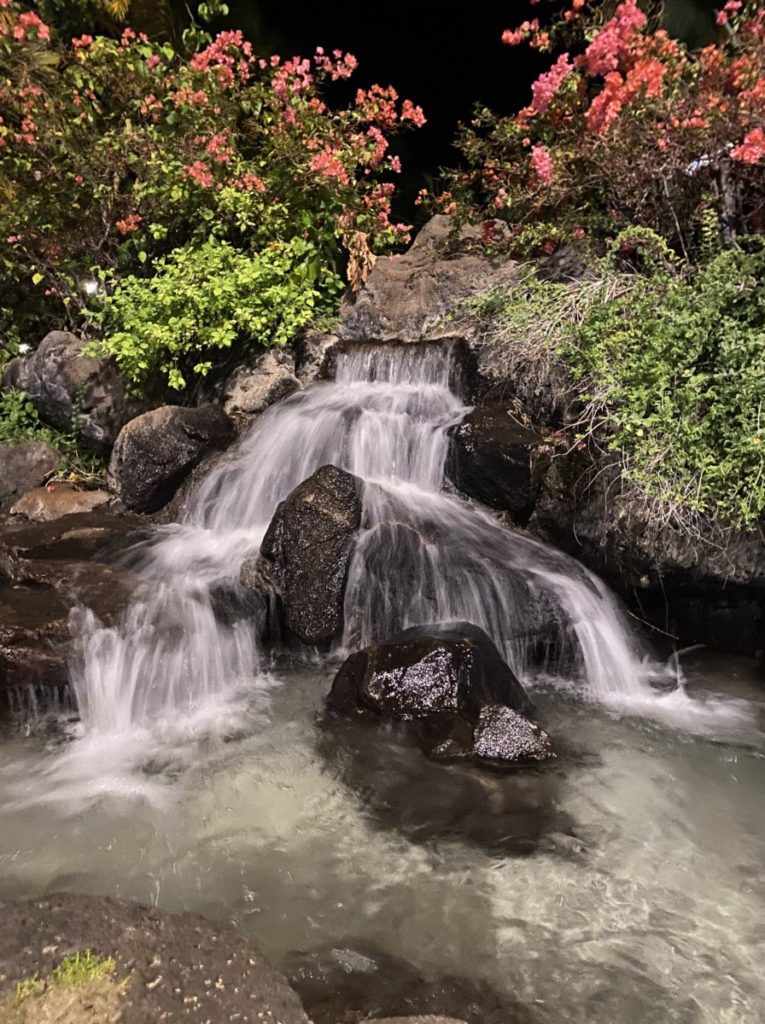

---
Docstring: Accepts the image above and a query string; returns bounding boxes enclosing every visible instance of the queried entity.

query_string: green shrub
[87,236,340,390]
[466,236,765,528]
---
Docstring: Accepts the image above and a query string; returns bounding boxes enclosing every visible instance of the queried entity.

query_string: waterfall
[71,341,671,742]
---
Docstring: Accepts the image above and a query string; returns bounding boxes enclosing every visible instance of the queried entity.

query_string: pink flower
[530,144,554,185]
[401,99,426,127]
[731,126,765,163]
[531,53,574,114]
[309,146,349,184]
[585,1,647,77]
[502,19,539,47]
[72,34,94,49]
[183,161,214,188]
[115,213,142,235]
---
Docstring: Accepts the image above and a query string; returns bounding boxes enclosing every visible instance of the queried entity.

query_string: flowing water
[0,342,763,1022]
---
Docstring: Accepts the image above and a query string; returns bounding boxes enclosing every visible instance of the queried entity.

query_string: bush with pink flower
[439,0,765,259]
[0,1,424,377]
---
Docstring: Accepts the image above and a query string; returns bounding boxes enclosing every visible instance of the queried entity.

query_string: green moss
[51,950,116,988]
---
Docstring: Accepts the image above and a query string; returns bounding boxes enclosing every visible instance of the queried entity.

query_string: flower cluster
[438,0,765,258]
[0,3,425,340]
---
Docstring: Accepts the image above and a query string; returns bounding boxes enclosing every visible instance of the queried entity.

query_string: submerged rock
[446,406,549,520]
[108,404,235,513]
[258,464,363,646]
[328,622,554,769]
[0,894,311,1024]
[223,349,300,424]
[286,941,533,1024]
[2,330,135,452]
[0,441,61,513]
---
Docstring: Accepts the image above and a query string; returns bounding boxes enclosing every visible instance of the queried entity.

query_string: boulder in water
[327,622,554,768]
[329,622,532,719]
[446,406,550,520]
[108,404,235,513]
[258,464,363,646]
[472,703,554,765]
[2,331,136,452]
[0,441,61,513]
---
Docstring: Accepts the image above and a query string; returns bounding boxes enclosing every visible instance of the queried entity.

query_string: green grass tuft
[52,950,116,988]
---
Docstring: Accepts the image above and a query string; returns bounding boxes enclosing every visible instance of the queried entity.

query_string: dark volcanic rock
[0,441,61,513]
[108,404,235,513]
[328,623,555,771]
[317,711,568,853]
[0,512,145,713]
[3,331,135,451]
[0,893,310,1024]
[446,406,549,519]
[258,464,363,646]
[472,703,554,765]
[328,622,532,720]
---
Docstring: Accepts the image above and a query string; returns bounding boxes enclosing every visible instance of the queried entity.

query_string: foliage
[0,388,105,482]
[13,977,42,1004]
[435,0,765,260]
[465,234,765,528]
[0,1,424,373]
[89,236,340,389]
[52,950,116,987]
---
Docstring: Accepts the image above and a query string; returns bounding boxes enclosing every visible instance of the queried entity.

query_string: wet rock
[446,406,549,519]
[0,441,61,513]
[473,703,555,765]
[108,404,235,514]
[0,512,145,713]
[223,349,300,424]
[338,215,520,347]
[328,623,556,772]
[328,622,532,720]
[258,464,363,645]
[10,482,110,522]
[0,894,311,1024]
[2,331,136,452]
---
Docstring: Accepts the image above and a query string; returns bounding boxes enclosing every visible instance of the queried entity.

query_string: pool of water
[0,653,763,1024]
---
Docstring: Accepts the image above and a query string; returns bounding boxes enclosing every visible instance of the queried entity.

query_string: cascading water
[55,340,743,783]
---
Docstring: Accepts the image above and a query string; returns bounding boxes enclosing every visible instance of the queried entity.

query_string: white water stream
[43,341,754,782]
[1,342,764,1024]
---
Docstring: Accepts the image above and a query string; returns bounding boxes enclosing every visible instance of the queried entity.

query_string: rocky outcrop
[2,331,135,451]
[258,464,363,645]
[446,406,550,520]
[108,405,234,513]
[328,622,554,767]
[223,349,300,425]
[293,331,338,384]
[0,894,311,1024]
[0,440,61,513]
[338,215,765,660]
[10,482,110,522]
[0,512,145,712]
[338,215,520,347]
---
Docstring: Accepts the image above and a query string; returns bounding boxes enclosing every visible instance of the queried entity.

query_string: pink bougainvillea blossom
[531,144,554,185]
[531,53,574,114]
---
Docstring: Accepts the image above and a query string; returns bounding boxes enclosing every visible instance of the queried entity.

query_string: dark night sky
[219,0,717,203]
[224,1,546,180]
